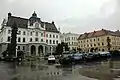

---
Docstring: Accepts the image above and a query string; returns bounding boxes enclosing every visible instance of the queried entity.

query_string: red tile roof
[78,29,120,40]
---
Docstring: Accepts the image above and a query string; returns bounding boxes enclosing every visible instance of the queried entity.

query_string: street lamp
[51,46,52,55]
[63,46,65,52]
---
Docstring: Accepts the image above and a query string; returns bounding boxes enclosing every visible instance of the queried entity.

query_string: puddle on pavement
[1,59,120,80]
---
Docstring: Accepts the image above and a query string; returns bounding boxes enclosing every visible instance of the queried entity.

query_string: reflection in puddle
[1,59,120,80]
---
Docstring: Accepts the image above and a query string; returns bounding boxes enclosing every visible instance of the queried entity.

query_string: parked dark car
[70,53,83,62]
[82,53,94,61]
[99,51,111,58]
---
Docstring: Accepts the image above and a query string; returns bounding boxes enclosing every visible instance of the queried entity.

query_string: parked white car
[48,55,55,63]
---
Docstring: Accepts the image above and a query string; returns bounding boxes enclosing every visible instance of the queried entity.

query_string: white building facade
[60,33,79,50]
[0,12,61,56]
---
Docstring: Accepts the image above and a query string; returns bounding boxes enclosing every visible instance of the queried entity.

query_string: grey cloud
[57,0,120,33]
[0,0,120,34]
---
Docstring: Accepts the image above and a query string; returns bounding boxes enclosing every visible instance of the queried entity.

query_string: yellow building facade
[77,29,120,52]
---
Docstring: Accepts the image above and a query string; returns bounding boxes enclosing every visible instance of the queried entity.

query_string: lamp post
[51,46,52,55]
[63,46,65,52]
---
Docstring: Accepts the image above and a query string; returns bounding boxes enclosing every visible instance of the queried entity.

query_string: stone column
[43,45,46,56]
[36,45,38,56]
[28,45,31,56]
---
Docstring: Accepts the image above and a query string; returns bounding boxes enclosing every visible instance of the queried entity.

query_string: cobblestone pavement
[1,59,120,80]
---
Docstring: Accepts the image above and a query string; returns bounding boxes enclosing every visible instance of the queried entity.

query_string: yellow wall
[77,35,120,52]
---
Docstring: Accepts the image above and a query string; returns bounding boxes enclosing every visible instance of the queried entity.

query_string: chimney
[8,12,12,20]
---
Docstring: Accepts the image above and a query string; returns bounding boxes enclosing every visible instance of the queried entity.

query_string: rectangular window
[90,39,92,42]
[91,44,92,47]
[56,35,58,38]
[87,44,89,47]
[23,38,25,42]
[98,43,100,46]
[18,37,21,42]
[8,30,11,34]
[56,40,58,44]
[53,35,55,38]
[50,40,52,44]
[41,39,43,42]
[8,36,11,42]
[72,42,73,45]
[23,46,25,50]
[102,43,104,46]
[50,34,51,38]
[87,40,88,42]
[23,31,26,35]
[36,32,38,36]
[98,38,99,41]
[18,31,21,35]
[30,38,32,42]
[18,46,20,50]
[81,41,82,43]
[41,33,43,37]
[65,38,66,41]
[35,38,38,41]
[30,32,32,36]
[53,40,55,44]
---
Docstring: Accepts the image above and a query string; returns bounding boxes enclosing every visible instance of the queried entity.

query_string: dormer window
[35,22,39,28]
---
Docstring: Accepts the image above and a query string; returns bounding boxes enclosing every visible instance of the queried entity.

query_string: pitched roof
[7,16,28,28]
[78,29,120,40]
[6,13,59,33]
[41,22,59,33]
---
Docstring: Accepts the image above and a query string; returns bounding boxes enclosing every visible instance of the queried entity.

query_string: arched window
[18,46,20,50]
[50,34,51,38]
[56,35,58,38]
[35,23,39,28]
[46,39,48,43]
[7,36,11,42]
[53,35,55,38]
[23,38,25,42]
[56,40,58,44]
[50,40,52,44]
[18,37,21,42]
[53,40,55,44]
[30,38,32,42]
[41,39,43,42]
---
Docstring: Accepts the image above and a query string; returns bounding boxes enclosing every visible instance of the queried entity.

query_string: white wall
[61,33,79,50]
[1,26,60,46]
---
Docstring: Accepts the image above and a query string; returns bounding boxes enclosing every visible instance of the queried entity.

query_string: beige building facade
[77,29,120,52]
[60,32,79,50]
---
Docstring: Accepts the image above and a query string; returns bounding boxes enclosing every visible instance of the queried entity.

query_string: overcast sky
[0,0,120,34]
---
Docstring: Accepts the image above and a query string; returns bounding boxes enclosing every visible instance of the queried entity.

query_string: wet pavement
[1,59,120,80]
